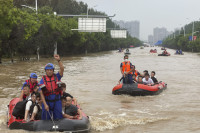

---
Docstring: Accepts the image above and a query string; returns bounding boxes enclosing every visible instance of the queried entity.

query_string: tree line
[162,21,200,52]
[0,0,142,63]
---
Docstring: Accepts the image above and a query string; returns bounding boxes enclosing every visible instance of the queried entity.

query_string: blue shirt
[39,72,62,91]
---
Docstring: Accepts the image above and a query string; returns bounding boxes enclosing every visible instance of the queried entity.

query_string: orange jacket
[122,61,132,74]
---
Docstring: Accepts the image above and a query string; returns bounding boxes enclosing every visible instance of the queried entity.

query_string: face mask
[125,59,128,62]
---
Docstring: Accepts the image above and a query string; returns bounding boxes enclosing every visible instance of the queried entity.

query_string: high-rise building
[153,27,169,44]
[113,20,140,39]
[148,35,154,45]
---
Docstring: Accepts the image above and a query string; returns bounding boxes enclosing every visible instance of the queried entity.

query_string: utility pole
[192,21,194,41]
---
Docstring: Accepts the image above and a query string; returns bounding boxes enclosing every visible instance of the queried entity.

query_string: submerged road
[0,47,200,133]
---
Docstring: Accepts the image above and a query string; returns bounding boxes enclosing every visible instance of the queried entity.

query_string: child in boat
[61,97,82,120]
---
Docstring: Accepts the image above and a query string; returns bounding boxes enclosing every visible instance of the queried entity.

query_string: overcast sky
[78,0,200,41]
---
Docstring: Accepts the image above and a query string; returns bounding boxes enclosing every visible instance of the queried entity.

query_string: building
[148,35,154,45]
[114,20,140,39]
[153,27,169,44]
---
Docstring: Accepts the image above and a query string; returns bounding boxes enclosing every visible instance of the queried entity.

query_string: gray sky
[78,0,200,41]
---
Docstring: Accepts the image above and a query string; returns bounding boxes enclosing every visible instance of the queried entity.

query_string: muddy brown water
[0,47,200,133]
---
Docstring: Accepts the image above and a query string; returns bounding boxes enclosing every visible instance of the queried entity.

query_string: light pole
[192,21,194,41]
[87,5,97,18]
[35,0,37,14]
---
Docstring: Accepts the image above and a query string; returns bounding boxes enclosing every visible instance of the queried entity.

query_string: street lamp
[87,5,97,18]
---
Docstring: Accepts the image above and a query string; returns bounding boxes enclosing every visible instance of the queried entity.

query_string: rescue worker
[19,73,38,101]
[39,54,64,120]
[120,55,133,84]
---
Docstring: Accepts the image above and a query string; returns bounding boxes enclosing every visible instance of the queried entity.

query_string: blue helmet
[45,63,55,70]
[30,73,37,79]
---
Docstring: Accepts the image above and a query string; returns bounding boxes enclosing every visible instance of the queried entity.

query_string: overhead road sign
[72,18,106,32]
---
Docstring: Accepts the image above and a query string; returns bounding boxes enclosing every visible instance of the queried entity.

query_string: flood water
[0,47,200,133]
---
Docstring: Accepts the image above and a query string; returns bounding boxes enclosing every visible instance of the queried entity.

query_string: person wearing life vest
[39,54,64,120]
[131,65,140,81]
[120,55,133,84]
[19,73,38,101]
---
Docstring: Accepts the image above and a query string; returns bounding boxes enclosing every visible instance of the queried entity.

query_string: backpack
[12,100,31,119]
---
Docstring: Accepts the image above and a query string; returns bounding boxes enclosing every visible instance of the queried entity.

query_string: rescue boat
[7,98,90,132]
[150,49,157,53]
[158,53,170,56]
[124,52,131,55]
[112,82,167,96]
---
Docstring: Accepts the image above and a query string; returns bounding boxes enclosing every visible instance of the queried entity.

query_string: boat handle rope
[47,111,57,131]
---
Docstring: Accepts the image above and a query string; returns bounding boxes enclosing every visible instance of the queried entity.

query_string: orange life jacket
[122,61,132,74]
[41,74,62,96]
[133,70,139,77]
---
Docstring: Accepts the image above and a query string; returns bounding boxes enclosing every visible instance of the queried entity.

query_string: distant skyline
[77,0,200,41]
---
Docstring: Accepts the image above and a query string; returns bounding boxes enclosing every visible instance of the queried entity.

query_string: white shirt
[142,78,154,84]
[25,94,31,101]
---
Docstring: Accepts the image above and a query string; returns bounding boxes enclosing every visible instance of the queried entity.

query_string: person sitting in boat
[19,73,39,101]
[176,49,179,54]
[179,49,183,54]
[23,92,38,122]
[39,54,64,120]
[137,76,143,84]
[62,97,82,120]
[61,82,77,106]
[22,84,32,100]
[132,74,137,83]
[151,71,158,84]
[126,48,129,52]
[142,70,148,78]
[30,93,42,120]
[120,55,133,84]
[131,65,140,79]
[142,73,154,86]
[162,49,168,55]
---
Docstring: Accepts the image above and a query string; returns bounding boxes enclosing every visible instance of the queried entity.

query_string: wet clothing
[64,105,78,116]
[123,74,133,84]
[151,77,158,84]
[39,72,63,120]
